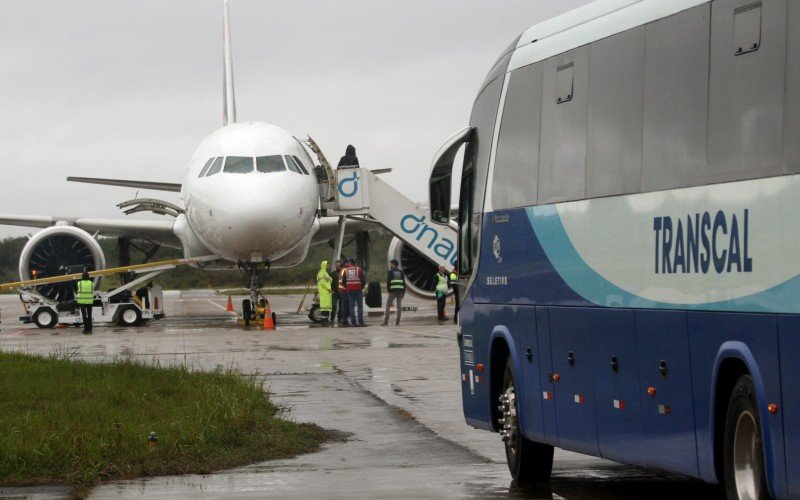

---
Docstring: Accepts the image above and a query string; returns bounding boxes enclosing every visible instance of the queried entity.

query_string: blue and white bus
[428,0,800,498]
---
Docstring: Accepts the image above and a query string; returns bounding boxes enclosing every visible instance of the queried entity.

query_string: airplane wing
[0,214,180,247]
[67,177,182,192]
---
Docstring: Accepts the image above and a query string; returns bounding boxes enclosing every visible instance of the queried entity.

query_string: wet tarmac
[0,292,724,499]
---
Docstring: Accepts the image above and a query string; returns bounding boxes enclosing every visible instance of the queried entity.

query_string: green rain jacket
[317,261,333,312]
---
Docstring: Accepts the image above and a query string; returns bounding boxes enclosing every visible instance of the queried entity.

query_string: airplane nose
[198,174,309,260]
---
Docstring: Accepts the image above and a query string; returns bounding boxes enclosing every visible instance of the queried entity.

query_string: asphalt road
[0,291,724,499]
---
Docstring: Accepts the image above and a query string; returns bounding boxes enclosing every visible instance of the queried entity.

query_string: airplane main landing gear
[237,260,270,326]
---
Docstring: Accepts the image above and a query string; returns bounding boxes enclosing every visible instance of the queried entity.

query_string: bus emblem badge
[493,235,502,263]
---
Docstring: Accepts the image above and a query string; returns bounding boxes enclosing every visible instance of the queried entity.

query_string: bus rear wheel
[499,356,553,484]
[724,374,770,500]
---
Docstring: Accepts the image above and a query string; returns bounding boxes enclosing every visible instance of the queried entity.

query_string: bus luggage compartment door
[548,307,600,456]
[591,309,643,465]
[635,310,699,478]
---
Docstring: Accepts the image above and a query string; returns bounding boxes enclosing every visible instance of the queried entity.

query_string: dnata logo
[400,214,457,266]
[338,172,359,198]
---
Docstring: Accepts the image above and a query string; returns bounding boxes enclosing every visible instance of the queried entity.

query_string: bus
[427,0,800,498]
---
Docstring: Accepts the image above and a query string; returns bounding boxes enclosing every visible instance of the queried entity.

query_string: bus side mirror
[428,127,473,226]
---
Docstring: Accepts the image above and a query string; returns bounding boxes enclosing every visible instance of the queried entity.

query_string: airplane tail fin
[222,0,236,126]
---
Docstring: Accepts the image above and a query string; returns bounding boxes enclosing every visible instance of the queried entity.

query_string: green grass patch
[0,352,326,496]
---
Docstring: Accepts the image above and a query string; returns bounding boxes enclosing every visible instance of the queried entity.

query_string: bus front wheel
[724,374,770,500]
[499,356,553,484]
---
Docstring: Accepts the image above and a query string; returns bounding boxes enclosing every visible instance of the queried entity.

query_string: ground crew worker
[449,267,459,324]
[435,265,449,321]
[342,257,367,327]
[337,144,360,169]
[317,260,333,325]
[381,259,406,326]
[76,271,94,334]
[331,260,341,325]
[338,260,350,326]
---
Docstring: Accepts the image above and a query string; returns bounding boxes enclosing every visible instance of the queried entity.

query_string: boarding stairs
[323,167,458,270]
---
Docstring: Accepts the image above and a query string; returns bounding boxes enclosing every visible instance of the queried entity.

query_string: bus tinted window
[205,157,224,176]
[256,155,286,173]
[492,63,543,210]
[642,5,709,191]
[586,27,644,198]
[707,0,786,182]
[538,47,589,204]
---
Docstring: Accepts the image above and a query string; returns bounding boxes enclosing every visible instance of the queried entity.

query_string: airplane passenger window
[198,157,215,178]
[205,157,224,176]
[284,155,303,174]
[290,156,310,175]
[256,155,286,173]
[223,156,254,174]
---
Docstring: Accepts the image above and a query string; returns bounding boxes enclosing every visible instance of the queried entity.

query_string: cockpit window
[290,155,310,175]
[256,155,286,173]
[205,157,224,177]
[284,155,303,174]
[198,157,215,178]
[223,156,254,174]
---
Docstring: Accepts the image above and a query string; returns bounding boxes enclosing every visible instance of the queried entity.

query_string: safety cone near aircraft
[262,302,275,330]
[226,295,234,312]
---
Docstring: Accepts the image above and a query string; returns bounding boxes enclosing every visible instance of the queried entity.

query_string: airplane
[0,0,436,322]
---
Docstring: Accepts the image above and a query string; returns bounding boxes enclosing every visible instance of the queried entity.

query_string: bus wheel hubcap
[733,410,762,500]
[498,384,517,455]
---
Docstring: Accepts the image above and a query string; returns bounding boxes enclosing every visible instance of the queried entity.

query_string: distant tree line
[0,230,393,290]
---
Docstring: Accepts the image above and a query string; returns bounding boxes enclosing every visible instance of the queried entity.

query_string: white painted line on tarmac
[205,299,240,318]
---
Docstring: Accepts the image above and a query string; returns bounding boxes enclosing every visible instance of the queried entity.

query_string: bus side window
[492,62,543,210]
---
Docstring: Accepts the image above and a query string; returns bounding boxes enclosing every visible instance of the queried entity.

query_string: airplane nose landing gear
[237,260,270,326]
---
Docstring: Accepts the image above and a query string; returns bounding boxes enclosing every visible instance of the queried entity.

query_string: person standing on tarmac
[449,266,459,324]
[342,257,367,327]
[76,271,94,334]
[381,259,406,326]
[330,260,341,325]
[338,260,350,326]
[317,260,333,325]
[435,265,449,321]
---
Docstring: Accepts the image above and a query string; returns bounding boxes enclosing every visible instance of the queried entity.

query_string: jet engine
[19,226,106,302]
[387,237,441,299]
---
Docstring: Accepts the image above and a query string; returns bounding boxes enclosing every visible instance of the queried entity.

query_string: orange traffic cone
[261,302,275,330]
[226,295,234,312]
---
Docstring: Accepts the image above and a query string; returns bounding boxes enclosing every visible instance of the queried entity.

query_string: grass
[0,352,326,497]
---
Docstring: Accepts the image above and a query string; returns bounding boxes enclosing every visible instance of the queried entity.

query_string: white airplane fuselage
[181,122,319,264]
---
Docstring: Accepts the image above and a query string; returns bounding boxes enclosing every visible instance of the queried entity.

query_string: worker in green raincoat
[317,260,333,324]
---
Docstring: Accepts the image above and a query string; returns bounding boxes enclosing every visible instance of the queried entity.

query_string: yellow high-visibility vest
[76,279,94,305]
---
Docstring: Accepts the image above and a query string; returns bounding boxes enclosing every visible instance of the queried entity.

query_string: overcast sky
[0,0,591,239]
